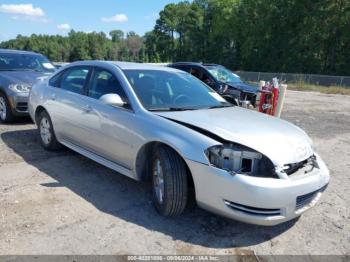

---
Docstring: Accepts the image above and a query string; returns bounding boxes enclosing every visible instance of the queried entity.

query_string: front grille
[16,102,28,112]
[224,200,281,216]
[296,184,328,210]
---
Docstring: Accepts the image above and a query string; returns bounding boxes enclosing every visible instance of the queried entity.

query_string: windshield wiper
[149,107,197,112]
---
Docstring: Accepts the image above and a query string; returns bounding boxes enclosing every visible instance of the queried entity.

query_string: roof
[170,62,222,68]
[111,61,173,70]
[0,48,41,55]
[68,60,180,72]
[170,62,203,66]
[203,63,221,67]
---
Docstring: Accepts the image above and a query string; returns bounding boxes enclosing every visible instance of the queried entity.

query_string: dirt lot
[0,90,349,255]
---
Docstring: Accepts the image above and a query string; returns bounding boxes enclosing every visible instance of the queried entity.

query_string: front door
[78,67,136,169]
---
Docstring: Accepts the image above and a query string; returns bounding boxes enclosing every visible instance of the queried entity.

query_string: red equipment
[258,80,279,116]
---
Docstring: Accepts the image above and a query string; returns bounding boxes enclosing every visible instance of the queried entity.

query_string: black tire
[151,145,188,216]
[0,93,15,123]
[37,110,61,151]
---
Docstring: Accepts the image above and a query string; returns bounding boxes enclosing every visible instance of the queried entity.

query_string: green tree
[126,31,144,61]
[68,30,91,61]
[109,30,124,43]
[1,0,349,75]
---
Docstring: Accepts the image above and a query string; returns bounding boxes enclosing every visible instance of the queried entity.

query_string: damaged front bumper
[186,153,330,226]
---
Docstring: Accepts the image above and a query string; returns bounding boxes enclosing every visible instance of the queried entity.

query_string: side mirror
[99,93,126,108]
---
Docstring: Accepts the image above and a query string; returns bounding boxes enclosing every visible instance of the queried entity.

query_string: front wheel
[0,93,15,123]
[37,110,61,151]
[151,145,188,216]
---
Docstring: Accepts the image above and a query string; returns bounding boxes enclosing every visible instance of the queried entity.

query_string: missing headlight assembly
[205,143,276,178]
[282,155,319,179]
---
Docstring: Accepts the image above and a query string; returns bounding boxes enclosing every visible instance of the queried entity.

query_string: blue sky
[0,0,182,42]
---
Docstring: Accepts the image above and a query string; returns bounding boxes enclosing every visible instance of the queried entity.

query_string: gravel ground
[0,90,349,255]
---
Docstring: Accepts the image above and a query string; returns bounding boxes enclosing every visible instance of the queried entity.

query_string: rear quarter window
[49,73,62,87]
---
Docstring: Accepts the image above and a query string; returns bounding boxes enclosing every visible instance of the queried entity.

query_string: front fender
[132,113,221,176]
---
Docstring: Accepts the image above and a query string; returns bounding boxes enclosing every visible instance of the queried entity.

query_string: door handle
[82,105,93,113]
[50,94,56,101]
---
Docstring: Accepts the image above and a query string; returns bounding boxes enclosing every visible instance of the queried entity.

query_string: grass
[286,80,350,95]
[248,80,350,95]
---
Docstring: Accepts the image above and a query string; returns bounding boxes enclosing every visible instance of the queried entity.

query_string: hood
[226,82,259,94]
[156,107,314,166]
[0,71,52,86]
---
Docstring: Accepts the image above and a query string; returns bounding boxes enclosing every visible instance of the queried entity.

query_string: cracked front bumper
[186,154,330,226]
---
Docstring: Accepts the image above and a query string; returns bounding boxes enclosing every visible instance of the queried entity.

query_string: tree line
[0,30,145,63]
[1,0,349,75]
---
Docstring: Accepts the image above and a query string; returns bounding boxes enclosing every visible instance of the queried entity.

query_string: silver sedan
[28,61,330,225]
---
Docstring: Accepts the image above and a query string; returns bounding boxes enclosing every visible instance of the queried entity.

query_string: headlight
[205,144,276,178]
[9,84,31,93]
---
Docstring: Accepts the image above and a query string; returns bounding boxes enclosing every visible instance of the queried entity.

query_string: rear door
[48,66,92,146]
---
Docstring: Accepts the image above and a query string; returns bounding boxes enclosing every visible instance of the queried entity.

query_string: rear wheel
[37,110,61,151]
[0,93,15,123]
[151,145,188,216]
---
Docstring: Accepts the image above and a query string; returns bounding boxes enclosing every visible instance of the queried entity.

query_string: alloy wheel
[40,117,52,145]
[153,158,165,204]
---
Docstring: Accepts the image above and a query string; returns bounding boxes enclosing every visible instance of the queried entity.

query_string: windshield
[123,70,232,111]
[0,52,55,72]
[206,66,242,84]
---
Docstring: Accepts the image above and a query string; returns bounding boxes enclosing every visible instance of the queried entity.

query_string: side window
[88,68,127,101]
[189,67,216,89]
[202,71,216,88]
[60,67,89,94]
[183,66,192,73]
[189,67,202,79]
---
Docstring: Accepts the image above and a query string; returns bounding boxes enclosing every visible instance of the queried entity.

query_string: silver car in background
[28,61,330,226]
